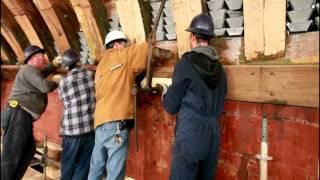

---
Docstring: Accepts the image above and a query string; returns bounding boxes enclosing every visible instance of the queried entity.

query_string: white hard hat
[104,30,127,47]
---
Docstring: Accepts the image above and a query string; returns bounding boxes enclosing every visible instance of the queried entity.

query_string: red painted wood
[1,81,319,180]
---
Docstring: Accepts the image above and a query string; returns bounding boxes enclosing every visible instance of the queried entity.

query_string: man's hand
[52,56,62,67]
[52,74,62,84]
[152,47,172,59]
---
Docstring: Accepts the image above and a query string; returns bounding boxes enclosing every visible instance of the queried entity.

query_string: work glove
[52,56,62,67]
[52,74,62,84]
[152,47,172,59]
[156,83,169,100]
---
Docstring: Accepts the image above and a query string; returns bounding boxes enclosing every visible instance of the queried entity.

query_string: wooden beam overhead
[170,0,203,57]
[1,26,24,62]
[70,0,104,62]
[115,0,147,43]
[33,0,71,54]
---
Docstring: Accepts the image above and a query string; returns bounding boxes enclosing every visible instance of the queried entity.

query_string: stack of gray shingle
[163,1,176,40]
[225,0,243,36]
[314,2,319,30]
[207,0,226,37]
[207,0,243,37]
[286,0,315,32]
[108,12,121,31]
[150,0,166,41]
[78,32,94,65]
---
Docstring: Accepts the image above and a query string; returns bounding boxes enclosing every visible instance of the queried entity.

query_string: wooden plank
[115,0,146,43]
[70,0,104,62]
[170,0,203,57]
[33,0,71,54]
[1,27,24,62]
[225,65,319,107]
[154,65,319,108]
[264,0,286,57]
[243,0,264,60]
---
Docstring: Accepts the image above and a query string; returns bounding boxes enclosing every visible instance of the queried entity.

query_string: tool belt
[8,100,19,108]
[118,120,134,130]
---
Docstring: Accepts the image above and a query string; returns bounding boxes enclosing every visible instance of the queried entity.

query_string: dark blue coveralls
[163,46,227,180]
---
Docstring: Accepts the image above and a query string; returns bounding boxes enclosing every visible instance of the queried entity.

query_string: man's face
[114,41,127,49]
[29,53,47,69]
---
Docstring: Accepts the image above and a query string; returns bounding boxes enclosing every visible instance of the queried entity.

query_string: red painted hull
[1,80,319,179]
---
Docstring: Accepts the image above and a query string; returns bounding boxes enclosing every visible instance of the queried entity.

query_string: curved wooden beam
[2,0,43,49]
[2,0,57,60]
[32,0,71,54]
[70,0,104,62]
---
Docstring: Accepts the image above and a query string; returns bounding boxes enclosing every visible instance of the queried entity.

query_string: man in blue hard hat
[1,45,62,180]
[160,13,227,180]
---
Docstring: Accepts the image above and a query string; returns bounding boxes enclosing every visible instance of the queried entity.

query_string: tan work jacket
[94,42,149,128]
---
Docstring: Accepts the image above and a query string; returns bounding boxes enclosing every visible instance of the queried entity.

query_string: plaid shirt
[58,68,95,136]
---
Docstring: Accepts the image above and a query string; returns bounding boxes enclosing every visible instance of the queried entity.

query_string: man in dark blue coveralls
[161,13,227,180]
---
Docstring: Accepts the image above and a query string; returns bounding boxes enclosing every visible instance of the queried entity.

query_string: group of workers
[1,13,227,180]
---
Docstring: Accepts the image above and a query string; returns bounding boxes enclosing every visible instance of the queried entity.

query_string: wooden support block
[243,0,264,60]
[115,0,147,43]
[264,0,286,57]
[170,0,203,57]
[70,0,104,62]
[33,0,71,54]
[1,27,24,62]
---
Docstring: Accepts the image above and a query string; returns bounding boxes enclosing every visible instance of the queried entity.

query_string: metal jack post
[256,115,273,180]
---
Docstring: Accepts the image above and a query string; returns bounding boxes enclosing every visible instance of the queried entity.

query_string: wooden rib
[2,0,43,48]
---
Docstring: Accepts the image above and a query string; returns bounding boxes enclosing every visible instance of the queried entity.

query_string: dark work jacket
[163,45,227,160]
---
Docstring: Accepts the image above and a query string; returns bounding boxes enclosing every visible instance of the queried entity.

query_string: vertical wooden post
[244,0,286,60]
[264,0,286,57]
[170,0,203,57]
[70,0,104,62]
[115,0,147,43]
[243,0,264,60]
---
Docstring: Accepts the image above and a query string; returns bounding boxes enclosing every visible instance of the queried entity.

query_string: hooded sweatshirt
[163,45,227,118]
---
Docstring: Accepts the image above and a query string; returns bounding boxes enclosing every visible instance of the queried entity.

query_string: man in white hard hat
[87,30,149,180]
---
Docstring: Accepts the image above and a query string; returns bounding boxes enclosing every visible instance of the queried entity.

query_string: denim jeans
[88,121,129,180]
[61,132,95,180]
